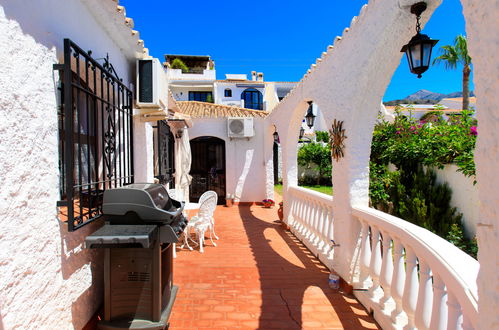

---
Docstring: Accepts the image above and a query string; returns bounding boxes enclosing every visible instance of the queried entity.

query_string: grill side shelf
[85,225,158,249]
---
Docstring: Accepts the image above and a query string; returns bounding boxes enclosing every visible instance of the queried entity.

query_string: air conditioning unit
[227,117,254,138]
[136,58,163,108]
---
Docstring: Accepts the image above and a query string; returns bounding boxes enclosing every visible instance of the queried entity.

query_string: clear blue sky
[120,0,471,101]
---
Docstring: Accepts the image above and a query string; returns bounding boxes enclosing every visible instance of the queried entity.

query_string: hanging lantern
[401,2,438,78]
[305,101,316,129]
[273,131,279,143]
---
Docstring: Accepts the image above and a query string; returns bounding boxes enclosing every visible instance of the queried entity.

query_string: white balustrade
[391,238,406,323]
[287,186,333,265]
[414,259,433,330]
[352,206,478,330]
[284,188,478,330]
[402,247,419,329]
[368,227,382,301]
[379,232,394,311]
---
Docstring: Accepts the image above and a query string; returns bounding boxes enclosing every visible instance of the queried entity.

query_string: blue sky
[120,0,471,101]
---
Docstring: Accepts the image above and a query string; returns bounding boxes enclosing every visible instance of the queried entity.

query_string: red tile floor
[170,203,379,330]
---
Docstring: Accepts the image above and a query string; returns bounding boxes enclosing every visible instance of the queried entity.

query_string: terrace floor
[169,203,379,329]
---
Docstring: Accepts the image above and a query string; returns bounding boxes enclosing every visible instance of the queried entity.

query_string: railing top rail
[352,205,478,325]
[288,185,333,204]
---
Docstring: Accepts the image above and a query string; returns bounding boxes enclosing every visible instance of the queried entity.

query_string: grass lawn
[274,184,333,196]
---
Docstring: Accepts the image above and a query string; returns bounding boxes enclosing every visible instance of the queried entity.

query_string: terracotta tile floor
[170,204,379,330]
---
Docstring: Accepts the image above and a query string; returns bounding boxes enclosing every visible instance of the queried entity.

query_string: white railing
[287,186,334,266]
[352,206,478,330]
[285,186,479,330]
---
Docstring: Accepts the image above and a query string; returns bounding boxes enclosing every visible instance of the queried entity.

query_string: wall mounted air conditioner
[136,58,163,108]
[227,117,254,138]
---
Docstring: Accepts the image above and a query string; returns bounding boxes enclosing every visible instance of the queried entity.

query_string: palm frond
[433,45,458,69]
[455,35,472,66]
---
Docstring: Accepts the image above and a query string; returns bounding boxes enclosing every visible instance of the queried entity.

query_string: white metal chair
[181,191,218,253]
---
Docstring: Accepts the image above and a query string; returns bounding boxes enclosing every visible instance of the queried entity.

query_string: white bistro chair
[181,191,218,253]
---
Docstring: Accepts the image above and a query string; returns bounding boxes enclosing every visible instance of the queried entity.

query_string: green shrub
[297,142,332,185]
[171,58,189,72]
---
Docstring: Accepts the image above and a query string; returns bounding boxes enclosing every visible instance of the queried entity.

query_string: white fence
[287,186,334,267]
[285,186,479,330]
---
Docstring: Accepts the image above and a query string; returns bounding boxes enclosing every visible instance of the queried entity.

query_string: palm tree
[433,35,472,110]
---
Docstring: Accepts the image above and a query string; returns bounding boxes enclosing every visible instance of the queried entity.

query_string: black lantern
[305,101,316,128]
[273,130,279,143]
[401,2,438,78]
[299,126,305,140]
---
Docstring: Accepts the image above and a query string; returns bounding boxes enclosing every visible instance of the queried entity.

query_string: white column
[359,221,372,288]
[402,247,419,330]
[391,239,406,324]
[368,227,382,302]
[133,119,154,182]
[379,232,394,311]
[429,273,448,330]
[414,259,433,330]
[447,292,463,330]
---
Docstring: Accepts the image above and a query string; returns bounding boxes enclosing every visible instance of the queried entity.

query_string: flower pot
[277,204,283,221]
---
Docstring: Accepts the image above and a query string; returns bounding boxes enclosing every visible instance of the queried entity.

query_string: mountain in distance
[384,90,475,106]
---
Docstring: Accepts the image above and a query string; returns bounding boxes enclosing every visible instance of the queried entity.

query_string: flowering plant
[262,199,275,205]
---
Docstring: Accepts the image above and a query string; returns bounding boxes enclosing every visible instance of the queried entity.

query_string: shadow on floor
[238,205,378,329]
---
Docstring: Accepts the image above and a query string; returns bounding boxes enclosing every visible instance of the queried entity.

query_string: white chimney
[257,72,264,82]
[251,71,257,81]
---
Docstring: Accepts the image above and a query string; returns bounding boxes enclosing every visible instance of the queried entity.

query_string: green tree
[170,58,189,72]
[433,35,472,110]
[297,142,331,185]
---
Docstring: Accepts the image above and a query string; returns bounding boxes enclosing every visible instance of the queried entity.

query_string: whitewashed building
[1,0,498,329]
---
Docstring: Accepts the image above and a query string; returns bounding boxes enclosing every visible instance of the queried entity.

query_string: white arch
[267,0,498,327]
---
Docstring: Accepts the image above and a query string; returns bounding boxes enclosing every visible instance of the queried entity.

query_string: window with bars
[153,120,175,185]
[54,39,134,231]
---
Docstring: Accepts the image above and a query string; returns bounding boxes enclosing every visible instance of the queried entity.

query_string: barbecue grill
[85,183,187,330]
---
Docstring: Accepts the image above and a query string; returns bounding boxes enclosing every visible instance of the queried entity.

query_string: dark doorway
[189,136,226,204]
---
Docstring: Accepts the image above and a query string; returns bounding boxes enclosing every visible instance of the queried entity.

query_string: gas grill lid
[102,183,184,224]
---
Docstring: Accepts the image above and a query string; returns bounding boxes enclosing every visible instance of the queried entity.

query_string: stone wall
[0,1,150,328]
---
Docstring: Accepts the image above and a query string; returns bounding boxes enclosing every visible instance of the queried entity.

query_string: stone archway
[267,1,498,326]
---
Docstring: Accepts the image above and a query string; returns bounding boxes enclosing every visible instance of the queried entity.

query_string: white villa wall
[188,118,268,202]
[214,82,267,110]
[433,164,479,238]
[170,85,214,101]
[0,1,152,329]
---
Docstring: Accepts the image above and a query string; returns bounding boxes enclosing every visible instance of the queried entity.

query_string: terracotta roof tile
[176,101,269,118]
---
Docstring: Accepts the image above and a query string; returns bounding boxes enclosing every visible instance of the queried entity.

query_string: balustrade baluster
[316,202,324,248]
[429,273,448,330]
[462,312,473,330]
[379,232,394,311]
[326,207,334,256]
[359,221,371,288]
[310,199,318,245]
[390,239,406,324]
[402,247,419,330]
[447,292,463,330]
[414,259,433,330]
[304,198,311,240]
[368,227,382,302]
[318,204,327,253]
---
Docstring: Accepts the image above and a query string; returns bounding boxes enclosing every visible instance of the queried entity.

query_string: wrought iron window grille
[54,38,134,231]
[153,120,174,185]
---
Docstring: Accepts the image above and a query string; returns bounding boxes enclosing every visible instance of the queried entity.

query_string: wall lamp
[305,101,316,129]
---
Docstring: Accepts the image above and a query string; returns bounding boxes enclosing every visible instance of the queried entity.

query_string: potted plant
[277,201,283,221]
[262,199,275,208]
